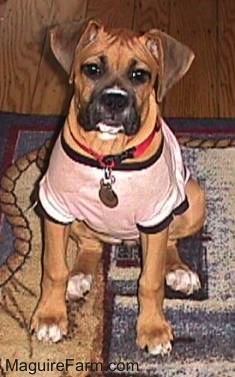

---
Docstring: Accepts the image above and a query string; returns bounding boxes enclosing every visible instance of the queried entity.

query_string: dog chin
[96,122,124,141]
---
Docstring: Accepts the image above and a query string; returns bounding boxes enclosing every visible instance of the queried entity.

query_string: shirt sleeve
[38,175,75,224]
[137,196,189,234]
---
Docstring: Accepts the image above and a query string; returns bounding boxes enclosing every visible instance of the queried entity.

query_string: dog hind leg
[165,179,206,295]
[67,221,103,300]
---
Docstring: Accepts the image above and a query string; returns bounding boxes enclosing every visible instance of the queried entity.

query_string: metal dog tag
[99,181,119,208]
[99,168,118,208]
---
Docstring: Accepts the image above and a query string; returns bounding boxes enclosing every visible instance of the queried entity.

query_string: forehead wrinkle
[105,35,138,71]
[119,35,154,67]
[77,31,157,77]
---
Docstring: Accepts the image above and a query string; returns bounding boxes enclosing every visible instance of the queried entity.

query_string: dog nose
[100,92,129,112]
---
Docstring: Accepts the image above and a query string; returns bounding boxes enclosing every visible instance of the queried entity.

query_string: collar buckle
[102,154,122,168]
[102,147,136,168]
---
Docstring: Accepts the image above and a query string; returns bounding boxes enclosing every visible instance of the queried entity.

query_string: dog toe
[36,323,65,342]
[166,269,201,295]
[148,341,172,356]
[37,325,50,341]
[67,273,92,300]
[48,324,64,342]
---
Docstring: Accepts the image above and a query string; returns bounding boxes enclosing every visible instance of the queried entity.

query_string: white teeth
[96,122,124,141]
[99,133,118,141]
[98,123,121,134]
[104,87,128,96]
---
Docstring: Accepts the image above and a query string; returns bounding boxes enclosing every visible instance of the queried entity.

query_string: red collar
[67,121,161,169]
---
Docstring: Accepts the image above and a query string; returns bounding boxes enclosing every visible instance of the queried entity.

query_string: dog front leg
[137,228,173,355]
[31,218,70,342]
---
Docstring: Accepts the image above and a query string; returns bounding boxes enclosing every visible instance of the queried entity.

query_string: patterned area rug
[0,113,234,377]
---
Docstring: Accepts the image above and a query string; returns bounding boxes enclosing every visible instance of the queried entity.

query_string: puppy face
[50,20,194,141]
[73,28,159,139]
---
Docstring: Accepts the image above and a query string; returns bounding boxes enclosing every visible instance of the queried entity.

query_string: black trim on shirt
[137,213,173,234]
[137,197,189,234]
[35,200,73,226]
[61,131,164,171]
[173,196,189,215]
[184,165,187,180]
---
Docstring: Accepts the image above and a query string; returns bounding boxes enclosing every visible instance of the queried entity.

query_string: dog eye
[129,69,151,85]
[82,63,102,79]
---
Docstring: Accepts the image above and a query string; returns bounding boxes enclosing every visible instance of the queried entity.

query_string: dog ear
[50,19,102,78]
[142,30,195,102]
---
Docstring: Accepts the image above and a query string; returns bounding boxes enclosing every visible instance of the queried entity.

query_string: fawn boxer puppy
[31,20,206,356]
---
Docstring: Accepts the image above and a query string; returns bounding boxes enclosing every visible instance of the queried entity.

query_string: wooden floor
[0,0,234,117]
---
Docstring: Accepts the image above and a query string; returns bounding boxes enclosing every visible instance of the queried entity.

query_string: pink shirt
[39,119,189,241]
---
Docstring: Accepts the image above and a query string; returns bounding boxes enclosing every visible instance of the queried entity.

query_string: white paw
[36,324,64,342]
[148,341,172,356]
[166,269,201,295]
[67,273,92,300]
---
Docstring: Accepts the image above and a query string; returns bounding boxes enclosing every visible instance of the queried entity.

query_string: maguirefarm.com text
[5,358,139,374]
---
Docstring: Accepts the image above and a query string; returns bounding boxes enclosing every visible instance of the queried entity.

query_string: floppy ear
[142,30,195,102]
[49,19,102,77]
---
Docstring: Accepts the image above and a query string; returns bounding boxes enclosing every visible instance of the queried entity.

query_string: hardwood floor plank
[0,0,7,21]
[48,0,88,25]
[218,0,235,117]
[31,0,87,115]
[133,0,170,32]
[164,0,218,117]
[86,0,135,28]
[0,0,53,113]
